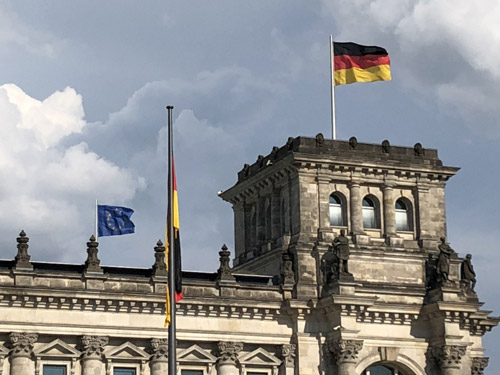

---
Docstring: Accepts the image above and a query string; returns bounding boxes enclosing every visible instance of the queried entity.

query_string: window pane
[396,210,409,230]
[247,372,268,375]
[363,198,374,207]
[43,366,66,375]
[330,195,340,205]
[329,204,342,226]
[181,371,204,375]
[366,365,394,375]
[363,207,376,228]
[113,368,136,375]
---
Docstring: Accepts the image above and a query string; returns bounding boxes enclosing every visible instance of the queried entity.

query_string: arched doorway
[361,362,415,375]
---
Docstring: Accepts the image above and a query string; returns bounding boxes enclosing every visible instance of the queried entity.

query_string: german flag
[334,42,391,86]
[165,158,183,326]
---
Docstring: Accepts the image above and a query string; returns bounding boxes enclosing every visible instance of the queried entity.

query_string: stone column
[149,338,168,375]
[471,357,489,375]
[216,341,243,375]
[9,332,37,375]
[256,195,266,246]
[348,182,363,235]
[271,188,282,240]
[80,336,108,375]
[279,344,296,375]
[382,184,396,237]
[233,202,246,262]
[327,339,363,375]
[431,345,466,375]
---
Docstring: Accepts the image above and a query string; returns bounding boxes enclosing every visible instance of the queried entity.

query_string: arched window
[362,196,379,229]
[329,193,345,226]
[395,198,412,231]
[362,365,395,375]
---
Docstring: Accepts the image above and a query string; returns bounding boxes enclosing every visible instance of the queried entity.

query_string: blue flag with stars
[97,205,135,237]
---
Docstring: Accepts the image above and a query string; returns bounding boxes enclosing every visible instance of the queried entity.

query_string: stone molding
[430,345,466,369]
[471,357,489,375]
[279,344,296,367]
[9,332,37,358]
[216,341,243,365]
[327,339,363,364]
[148,338,168,362]
[80,336,108,359]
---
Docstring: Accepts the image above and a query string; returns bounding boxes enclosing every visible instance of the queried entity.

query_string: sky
[1,0,499,369]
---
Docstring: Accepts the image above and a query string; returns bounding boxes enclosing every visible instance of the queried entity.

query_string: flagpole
[166,105,177,375]
[95,200,98,241]
[330,35,337,140]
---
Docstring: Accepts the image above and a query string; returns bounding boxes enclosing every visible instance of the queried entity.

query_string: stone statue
[437,237,454,283]
[320,246,338,286]
[460,254,476,292]
[333,229,350,274]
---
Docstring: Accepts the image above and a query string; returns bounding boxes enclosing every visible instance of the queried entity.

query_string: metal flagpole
[330,35,337,140]
[166,105,177,375]
[95,200,98,241]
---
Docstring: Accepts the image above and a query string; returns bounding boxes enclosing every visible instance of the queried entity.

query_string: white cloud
[0,84,144,260]
[322,0,500,135]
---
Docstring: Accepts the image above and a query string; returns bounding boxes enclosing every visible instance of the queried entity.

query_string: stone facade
[0,135,498,375]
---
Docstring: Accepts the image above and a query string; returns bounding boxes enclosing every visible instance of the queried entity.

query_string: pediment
[239,348,281,366]
[178,344,216,363]
[35,339,81,358]
[105,342,149,359]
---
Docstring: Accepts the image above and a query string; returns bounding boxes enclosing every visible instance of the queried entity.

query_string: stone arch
[355,353,425,375]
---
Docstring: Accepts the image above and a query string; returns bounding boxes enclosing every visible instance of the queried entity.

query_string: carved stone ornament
[471,357,489,375]
[216,341,243,364]
[382,140,390,153]
[279,344,296,367]
[85,235,102,273]
[414,142,423,156]
[80,336,108,359]
[349,136,358,150]
[280,250,295,285]
[431,345,466,369]
[152,240,167,277]
[15,230,32,269]
[216,244,235,282]
[149,338,168,361]
[9,332,38,358]
[327,339,363,364]
[315,133,324,147]
[270,146,279,160]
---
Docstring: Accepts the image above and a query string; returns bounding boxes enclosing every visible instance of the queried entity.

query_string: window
[181,371,204,375]
[329,193,345,226]
[43,366,66,375]
[246,372,268,375]
[362,197,378,229]
[113,368,136,375]
[395,199,412,231]
[363,365,394,375]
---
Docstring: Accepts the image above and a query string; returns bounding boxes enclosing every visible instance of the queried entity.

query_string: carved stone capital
[9,332,37,358]
[149,338,168,362]
[80,336,108,359]
[431,345,466,369]
[327,339,363,364]
[216,341,243,365]
[279,344,296,367]
[471,357,489,375]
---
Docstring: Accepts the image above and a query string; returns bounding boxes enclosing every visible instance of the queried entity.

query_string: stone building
[0,135,498,375]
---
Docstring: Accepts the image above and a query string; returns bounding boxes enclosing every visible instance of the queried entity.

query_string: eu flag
[98,205,135,237]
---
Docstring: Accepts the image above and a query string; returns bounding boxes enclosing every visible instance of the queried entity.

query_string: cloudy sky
[1,0,499,367]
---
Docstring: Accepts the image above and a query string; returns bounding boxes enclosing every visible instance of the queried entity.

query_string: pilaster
[149,338,168,375]
[216,341,243,375]
[80,336,108,375]
[9,332,37,375]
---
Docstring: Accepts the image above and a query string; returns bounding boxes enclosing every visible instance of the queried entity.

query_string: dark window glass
[362,197,377,228]
[43,366,66,375]
[364,365,394,375]
[247,372,268,375]
[329,194,343,226]
[113,368,136,375]
[181,371,204,375]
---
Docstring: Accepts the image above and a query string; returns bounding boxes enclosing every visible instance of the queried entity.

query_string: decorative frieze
[9,332,37,358]
[149,338,168,361]
[279,344,296,367]
[430,345,466,369]
[471,357,489,375]
[80,336,108,359]
[326,339,363,364]
[216,341,243,365]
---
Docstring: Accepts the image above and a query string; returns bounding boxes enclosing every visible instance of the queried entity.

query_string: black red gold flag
[333,42,391,85]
